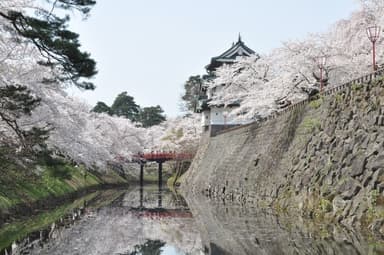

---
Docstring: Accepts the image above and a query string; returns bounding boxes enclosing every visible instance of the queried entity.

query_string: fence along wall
[214,68,384,137]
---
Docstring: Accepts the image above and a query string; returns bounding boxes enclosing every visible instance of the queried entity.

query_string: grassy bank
[0,156,127,212]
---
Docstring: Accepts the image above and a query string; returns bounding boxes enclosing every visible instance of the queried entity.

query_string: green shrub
[309,98,323,109]
[371,189,380,206]
[298,117,322,134]
[335,93,343,103]
[351,83,363,91]
[319,198,333,212]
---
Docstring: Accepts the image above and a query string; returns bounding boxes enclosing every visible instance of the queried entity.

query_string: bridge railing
[132,152,194,162]
[130,209,193,219]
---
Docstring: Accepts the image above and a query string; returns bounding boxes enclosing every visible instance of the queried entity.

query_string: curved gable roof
[206,36,257,72]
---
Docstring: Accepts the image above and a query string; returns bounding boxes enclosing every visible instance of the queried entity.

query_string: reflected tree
[120,239,166,255]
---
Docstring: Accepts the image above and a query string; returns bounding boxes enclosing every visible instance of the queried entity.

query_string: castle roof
[206,35,257,72]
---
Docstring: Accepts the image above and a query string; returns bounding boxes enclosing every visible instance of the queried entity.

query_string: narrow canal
[1,185,383,255]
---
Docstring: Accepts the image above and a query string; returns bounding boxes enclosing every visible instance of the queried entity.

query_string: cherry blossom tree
[145,114,201,152]
[8,0,384,174]
[206,0,384,121]
[0,0,97,89]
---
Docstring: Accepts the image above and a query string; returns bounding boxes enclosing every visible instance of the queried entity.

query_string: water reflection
[1,185,384,255]
[23,186,201,255]
[185,194,384,255]
[118,239,165,255]
[0,189,127,255]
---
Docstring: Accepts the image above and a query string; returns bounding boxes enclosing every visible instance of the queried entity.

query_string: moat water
[1,185,383,255]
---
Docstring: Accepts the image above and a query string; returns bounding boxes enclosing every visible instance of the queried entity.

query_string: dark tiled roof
[206,36,257,72]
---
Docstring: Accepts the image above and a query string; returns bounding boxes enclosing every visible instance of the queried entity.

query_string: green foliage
[319,198,333,213]
[92,101,111,114]
[0,85,50,153]
[335,93,343,103]
[351,83,363,91]
[39,155,72,180]
[309,97,323,109]
[49,0,96,15]
[167,174,178,189]
[110,92,140,121]
[371,189,380,206]
[298,117,322,134]
[181,75,211,112]
[362,190,384,226]
[138,105,166,127]
[93,93,167,127]
[0,155,102,210]
[0,85,40,116]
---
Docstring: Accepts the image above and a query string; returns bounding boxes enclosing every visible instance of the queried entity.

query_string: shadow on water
[1,185,384,254]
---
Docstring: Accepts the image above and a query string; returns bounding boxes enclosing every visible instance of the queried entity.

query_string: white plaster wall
[210,107,225,125]
[201,107,245,126]
[209,107,241,125]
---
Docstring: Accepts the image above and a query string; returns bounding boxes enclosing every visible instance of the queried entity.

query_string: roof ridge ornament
[205,35,257,72]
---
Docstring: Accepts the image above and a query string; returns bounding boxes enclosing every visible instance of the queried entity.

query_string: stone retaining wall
[182,78,384,234]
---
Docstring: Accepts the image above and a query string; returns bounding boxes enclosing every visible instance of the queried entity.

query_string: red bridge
[130,208,193,219]
[133,152,193,162]
[116,151,195,187]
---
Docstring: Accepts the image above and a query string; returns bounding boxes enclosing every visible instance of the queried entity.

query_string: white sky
[67,0,360,117]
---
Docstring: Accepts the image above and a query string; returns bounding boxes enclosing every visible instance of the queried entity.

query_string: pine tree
[92,102,111,114]
[0,0,97,89]
[181,75,211,112]
[139,105,166,127]
[0,85,49,152]
[110,92,140,121]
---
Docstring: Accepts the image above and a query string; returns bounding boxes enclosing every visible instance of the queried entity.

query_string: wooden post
[140,163,144,186]
[140,185,143,208]
[158,161,163,189]
[158,186,162,208]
